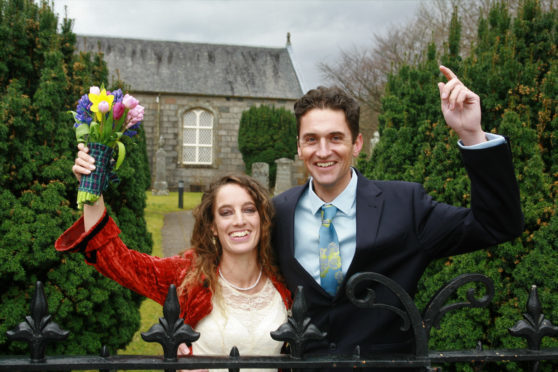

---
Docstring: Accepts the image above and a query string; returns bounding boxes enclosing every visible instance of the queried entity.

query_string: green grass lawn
[118,191,201,360]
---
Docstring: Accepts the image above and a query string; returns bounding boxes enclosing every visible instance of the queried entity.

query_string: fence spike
[6,281,69,363]
[509,285,558,350]
[141,284,200,361]
[270,286,326,359]
[99,345,113,372]
[228,346,240,372]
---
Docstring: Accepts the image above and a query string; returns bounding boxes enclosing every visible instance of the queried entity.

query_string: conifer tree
[0,0,152,355]
[358,1,557,370]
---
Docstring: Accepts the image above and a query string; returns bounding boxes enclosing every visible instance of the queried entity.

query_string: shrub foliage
[358,1,557,370]
[0,0,152,355]
[238,105,297,187]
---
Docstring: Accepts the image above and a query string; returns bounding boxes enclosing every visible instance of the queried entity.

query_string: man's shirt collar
[308,168,358,215]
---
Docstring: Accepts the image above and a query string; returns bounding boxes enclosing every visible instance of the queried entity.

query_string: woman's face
[212,183,261,259]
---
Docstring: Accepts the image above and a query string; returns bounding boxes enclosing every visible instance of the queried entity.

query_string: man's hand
[438,65,486,146]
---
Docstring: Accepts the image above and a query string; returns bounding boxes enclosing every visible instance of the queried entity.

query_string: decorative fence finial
[6,281,69,362]
[271,286,327,359]
[141,284,200,361]
[509,285,558,350]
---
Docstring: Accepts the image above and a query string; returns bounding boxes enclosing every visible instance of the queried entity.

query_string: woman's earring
[212,236,217,246]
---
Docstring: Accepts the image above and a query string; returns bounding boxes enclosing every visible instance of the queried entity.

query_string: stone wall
[137,92,296,191]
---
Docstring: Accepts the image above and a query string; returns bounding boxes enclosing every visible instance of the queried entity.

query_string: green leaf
[75,123,90,143]
[103,111,114,140]
[68,110,79,123]
[114,140,125,170]
[89,121,100,142]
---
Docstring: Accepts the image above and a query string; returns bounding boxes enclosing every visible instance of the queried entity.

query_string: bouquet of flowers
[70,86,144,208]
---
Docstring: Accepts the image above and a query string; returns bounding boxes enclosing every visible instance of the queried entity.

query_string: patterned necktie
[319,204,343,295]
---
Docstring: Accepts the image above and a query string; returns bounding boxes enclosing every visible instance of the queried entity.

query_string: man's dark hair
[293,86,360,143]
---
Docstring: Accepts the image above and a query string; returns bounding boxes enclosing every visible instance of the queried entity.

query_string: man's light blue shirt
[294,168,358,282]
[293,133,506,284]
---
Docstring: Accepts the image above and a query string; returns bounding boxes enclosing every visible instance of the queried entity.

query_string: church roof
[75,35,303,99]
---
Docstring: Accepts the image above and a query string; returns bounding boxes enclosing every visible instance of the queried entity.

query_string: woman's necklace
[218,267,263,291]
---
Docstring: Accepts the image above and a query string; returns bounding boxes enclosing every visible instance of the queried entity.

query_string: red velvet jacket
[55,209,292,329]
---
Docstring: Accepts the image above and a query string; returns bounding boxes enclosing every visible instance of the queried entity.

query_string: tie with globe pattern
[319,204,343,295]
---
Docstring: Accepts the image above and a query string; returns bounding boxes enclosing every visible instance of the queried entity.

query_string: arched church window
[182,109,213,165]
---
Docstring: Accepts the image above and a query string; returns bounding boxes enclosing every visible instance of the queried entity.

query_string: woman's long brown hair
[178,173,282,298]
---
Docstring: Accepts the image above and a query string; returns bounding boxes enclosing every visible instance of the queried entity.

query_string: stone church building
[76,35,303,191]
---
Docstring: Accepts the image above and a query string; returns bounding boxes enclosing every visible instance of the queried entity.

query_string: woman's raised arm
[73,143,105,231]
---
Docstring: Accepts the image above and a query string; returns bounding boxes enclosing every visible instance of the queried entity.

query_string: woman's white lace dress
[192,277,288,372]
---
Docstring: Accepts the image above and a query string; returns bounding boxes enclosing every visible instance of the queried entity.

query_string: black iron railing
[2,272,558,371]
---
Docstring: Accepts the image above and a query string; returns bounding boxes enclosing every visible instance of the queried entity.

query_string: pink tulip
[122,94,139,109]
[89,86,100,95]
[126,104,144,128]
[98,101,110,114]
[113,102,125,120]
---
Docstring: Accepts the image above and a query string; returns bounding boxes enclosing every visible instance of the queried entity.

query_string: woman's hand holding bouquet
[70,86,144,208]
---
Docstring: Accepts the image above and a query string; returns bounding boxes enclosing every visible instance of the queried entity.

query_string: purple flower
[75,94,92,127]
[112,89,123,103]
[123,122,141,137]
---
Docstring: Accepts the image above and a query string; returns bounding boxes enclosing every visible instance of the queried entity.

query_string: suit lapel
[346,172,384,278]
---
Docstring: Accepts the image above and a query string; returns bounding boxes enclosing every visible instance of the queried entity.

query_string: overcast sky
[53,0,421,92]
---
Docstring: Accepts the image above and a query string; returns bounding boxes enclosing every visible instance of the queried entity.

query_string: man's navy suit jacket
[272,141,523,358]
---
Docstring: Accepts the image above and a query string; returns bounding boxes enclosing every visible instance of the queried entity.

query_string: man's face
[297,108,363,202]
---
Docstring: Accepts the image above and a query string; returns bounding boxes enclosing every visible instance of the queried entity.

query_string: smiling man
[271,66,524,370]
[297,107,363,203]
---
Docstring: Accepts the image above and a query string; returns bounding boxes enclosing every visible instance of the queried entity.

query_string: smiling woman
[55,146,292,371]
[175,175,290,368]
[212,184,261,261]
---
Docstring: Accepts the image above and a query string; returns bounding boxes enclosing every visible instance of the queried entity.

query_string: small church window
[182,109,213,165]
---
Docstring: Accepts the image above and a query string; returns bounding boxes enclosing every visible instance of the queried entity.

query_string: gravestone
[252,162,269,190]
[152,136,169,195]
[370,130,380,155]
[274,158,293,195]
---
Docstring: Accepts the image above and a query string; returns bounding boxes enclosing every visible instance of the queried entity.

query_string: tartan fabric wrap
[77,142,118,209]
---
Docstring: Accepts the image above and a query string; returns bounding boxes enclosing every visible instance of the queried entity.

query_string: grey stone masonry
[152,136,169,195]
[252,162,269,190]
[274,158,294,195]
